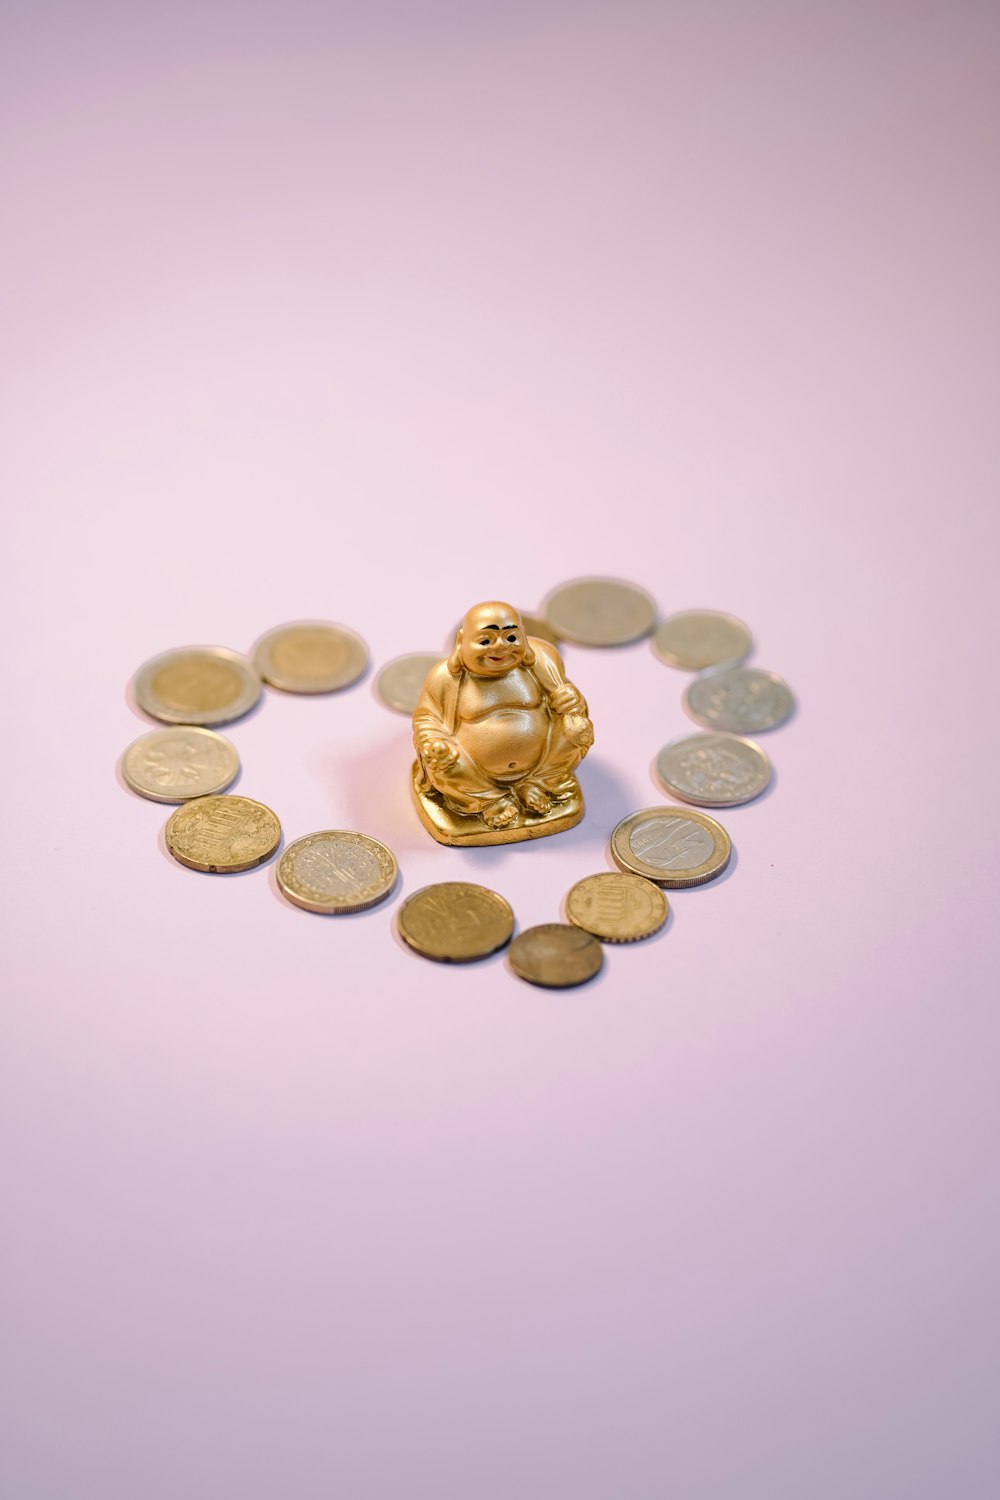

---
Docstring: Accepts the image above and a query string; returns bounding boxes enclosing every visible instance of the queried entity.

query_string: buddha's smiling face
[460,602,527,677]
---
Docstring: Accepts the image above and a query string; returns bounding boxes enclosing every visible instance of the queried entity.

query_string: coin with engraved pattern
[375,653,441,714]
[277,830,397,913]
[611,807,731,888]
[655,731,771,807]
[565,872,668,943]
[252,621,369,694]
[684,666,794,733]
[165,795,281,873]
[508,923,604,987]
[398,882,514,961]
[134,646,262,726]
[121,726,239,803]
[651,610,752,670]
[543,578,657,646]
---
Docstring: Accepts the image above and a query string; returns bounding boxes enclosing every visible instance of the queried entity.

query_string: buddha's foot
[482,795,519,830]
[518,782,553,816]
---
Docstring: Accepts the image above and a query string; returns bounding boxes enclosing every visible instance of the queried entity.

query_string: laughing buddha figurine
[412,600,594,845]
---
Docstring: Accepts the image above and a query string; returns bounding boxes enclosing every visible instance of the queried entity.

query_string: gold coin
[565,872,667,943]
[134,646,262,726]
[543,578,657,646]
[398,882,514,962]
[611,807,731,888]
[165,795,281,873]
[375,653,440,714]
[121,727,239,803]
[508,923,604,987]
[277,830,397,913]
[651,610,752,670]
[252,620,369,694]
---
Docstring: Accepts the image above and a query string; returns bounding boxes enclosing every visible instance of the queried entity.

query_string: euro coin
[611,807,731,888]
[565,872,667,943]
[655,731,771,807]
[651,610,751,670]
[134,646,262,726]
[398,882,514,961]
[375,653,440,714]
[252,620,368,694]
[508,923,603,987]
[685,666,794,733]
[121,726,239,803]
[543,578,657,646]
[277,830,397,913]
[165,794,281,873]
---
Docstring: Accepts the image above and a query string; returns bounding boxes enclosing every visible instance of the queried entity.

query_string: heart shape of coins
[121,582,795,988]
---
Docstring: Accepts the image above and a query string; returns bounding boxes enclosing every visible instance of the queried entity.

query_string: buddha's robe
[413,637,588,815]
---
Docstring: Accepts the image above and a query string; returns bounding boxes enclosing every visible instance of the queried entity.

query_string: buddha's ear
[522,640,536,666]
[447,633,463,676]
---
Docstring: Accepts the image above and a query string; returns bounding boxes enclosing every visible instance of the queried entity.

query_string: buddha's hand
[424,737,460,769]
[549,684,580,715]
[563,713,594,750]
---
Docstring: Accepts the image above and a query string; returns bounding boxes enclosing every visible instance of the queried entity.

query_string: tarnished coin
[277,830,397,913]
[165,795,281,873]
[611,807,731,888]
[134,646,262,726]
[543,578,657,646]
[398,882,514,961]
[566,872,667,943]
[685,666,795,733]
[121,727,239,803]
[375,653,440,714]
[508,924,604,987]
[652,610,752,670]
[655,732,772,807]
[252,620,369,694]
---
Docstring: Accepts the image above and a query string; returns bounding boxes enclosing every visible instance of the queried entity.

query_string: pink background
[3,2,999,1495]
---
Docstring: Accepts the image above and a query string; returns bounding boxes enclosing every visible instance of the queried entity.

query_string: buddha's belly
[458,707,549,779]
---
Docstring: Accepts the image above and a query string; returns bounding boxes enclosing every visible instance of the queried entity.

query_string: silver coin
[121,726,240,803]
[277,830,398,913]
[651,610,751,670]
[543,578,657,646]
[655,732,771,807]
[610,807,732,888]
[684,666,795,733]
[375,653,440,714]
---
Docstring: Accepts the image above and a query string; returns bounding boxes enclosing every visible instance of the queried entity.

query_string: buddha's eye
[506,634,517,643]
[478,638,491,646]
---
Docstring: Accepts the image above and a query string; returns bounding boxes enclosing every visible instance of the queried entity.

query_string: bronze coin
[508,923,604,987]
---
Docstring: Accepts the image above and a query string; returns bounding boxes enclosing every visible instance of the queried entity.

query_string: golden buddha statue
[411,601,594,845]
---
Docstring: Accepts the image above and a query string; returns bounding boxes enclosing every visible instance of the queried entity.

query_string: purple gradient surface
[3,3,999,1496]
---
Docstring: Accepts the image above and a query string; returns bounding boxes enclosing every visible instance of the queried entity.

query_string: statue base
[411,762,584,846]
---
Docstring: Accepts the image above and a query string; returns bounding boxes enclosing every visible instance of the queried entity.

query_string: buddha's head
[452,601,534,677]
